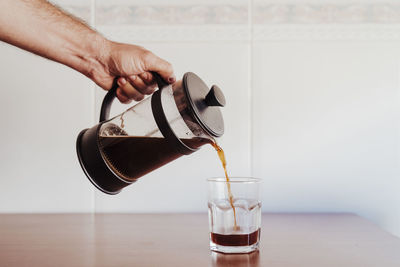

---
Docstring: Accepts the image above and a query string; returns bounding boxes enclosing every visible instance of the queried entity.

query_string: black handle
[99,80,118,122]
[99,73,169,122]
[151,72,169,90]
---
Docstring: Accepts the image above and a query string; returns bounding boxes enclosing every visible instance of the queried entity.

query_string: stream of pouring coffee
[211,142,238,230]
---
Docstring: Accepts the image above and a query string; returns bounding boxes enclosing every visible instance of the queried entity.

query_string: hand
[91,41,176,103]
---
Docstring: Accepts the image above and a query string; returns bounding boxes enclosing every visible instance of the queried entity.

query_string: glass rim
[207,177,261,183]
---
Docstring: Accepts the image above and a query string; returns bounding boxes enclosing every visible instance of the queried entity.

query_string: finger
[117,78,145,101]
[127,75,156,95]
[116,87,131,104]
[142,51,176,84]
[117,77,126,86]
[138,72,156,85]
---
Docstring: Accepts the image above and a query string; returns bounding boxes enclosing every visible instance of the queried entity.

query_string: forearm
[0,0,175,101]
[0,0,108,79]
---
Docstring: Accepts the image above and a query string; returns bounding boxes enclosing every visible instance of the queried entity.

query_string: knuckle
[142,50,154,62]
[128,75,137,83]
[143,72,152,81]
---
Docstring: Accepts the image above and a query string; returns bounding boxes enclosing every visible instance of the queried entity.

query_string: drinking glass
[207,177,261,253]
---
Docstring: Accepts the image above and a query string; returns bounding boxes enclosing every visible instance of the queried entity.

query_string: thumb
[143,52,176,84]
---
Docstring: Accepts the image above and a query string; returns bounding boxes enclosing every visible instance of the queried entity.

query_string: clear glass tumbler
[207,177,262,254]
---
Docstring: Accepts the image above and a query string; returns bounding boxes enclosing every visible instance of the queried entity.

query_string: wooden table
[1,213,399,267]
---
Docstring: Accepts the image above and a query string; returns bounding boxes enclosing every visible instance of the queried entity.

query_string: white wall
[0,0,399,237]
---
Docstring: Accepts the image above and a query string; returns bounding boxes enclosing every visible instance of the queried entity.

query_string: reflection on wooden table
[211,251,260,267]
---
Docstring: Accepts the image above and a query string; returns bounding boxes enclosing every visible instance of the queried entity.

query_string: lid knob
[205,85,226,107]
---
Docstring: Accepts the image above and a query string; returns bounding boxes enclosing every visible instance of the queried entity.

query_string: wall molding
[254,3,400,24]
[98,24,400,42]
[63,3,400,42]
[95,4,248,25]
[63,2,400,26]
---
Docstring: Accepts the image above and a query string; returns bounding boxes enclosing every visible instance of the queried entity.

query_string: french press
[76,72,225,194]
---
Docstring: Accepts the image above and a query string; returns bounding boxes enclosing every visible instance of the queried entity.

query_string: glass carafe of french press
[76,72,225,194]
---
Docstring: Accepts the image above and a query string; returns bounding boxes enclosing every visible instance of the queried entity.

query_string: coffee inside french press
[98,130,210,181]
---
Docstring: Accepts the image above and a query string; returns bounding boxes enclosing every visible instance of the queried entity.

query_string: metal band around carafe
[151,88,197,155]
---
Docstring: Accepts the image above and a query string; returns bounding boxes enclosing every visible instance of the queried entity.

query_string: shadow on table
[210,250,260,267]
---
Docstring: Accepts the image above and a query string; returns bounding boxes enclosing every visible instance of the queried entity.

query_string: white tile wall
[252,0,400,237]
[252,40,400,235]
[0,0,399,238]
[0,43,94,212]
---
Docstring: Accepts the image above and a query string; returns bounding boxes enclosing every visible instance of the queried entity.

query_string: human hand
[91,41,176,103]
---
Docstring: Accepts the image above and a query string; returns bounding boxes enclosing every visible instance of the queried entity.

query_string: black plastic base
[76,125,134,195]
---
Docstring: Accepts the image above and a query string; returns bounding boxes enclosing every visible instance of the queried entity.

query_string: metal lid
[182,72,225,137]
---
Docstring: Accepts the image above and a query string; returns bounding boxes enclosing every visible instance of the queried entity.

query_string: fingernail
[142,73,149,80]
[118,78,127,86]
[129,75,137,81]
[168,76,176,83]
